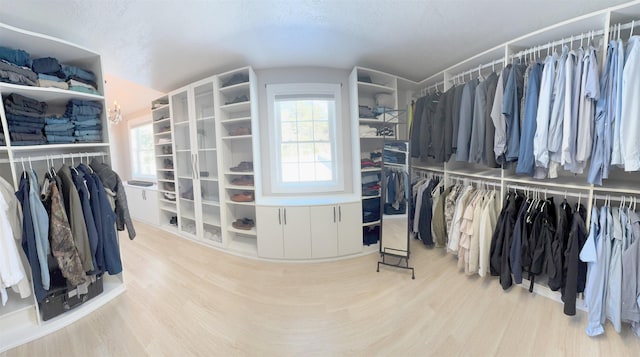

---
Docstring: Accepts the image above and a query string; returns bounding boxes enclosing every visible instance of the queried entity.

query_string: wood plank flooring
[3,220,640,356]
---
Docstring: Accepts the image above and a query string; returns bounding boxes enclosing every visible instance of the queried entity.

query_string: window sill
[256,194,360,207]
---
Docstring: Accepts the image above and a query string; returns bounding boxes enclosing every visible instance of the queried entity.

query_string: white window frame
[128,118,156,181]
[266,83,343,194]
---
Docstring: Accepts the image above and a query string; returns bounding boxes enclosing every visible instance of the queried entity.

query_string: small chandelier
[108,101,122,124]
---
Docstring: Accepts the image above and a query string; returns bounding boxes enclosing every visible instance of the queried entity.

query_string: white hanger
[28,156,33,171]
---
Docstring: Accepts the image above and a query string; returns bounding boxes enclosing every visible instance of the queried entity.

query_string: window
[267,83,343,193]
[130,123,156,180]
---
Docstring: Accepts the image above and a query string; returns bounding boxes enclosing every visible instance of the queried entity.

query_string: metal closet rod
[449,58,505,84]
[512,28,606,60]
[448,176,502,187]
[0,151,108,164]
[506,184,587,198]
[608,19,639,40]
[421,80,445,96]
[593,193,639,202]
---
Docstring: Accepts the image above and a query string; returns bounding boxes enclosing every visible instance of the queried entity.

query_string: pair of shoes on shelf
[164,192,176,201]
[232,218,255,230]
[164,182,175,191]
[164,158,173,169]
[230,161,253,172]
[231,175,254,186]
[169,216,177,225]
[157,138,171,145]
[231,191,254,202]
[162,145,172,154]
[164,172,174,180]
[228,126,250,136]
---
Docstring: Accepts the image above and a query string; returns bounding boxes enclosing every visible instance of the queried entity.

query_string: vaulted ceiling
[0,0,631,98]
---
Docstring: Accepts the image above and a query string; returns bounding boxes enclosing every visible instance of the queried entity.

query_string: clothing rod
[448,177,501,187]
[421,80,444,96]
[593,194,640,201]
[512,28,606,59]
[449,58,505,83]
[506,184,586,198]
[609,19,640,39]
[0,151,108,164]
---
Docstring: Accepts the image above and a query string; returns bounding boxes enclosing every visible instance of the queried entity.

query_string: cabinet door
[124,186,144,221]
[282,207,312,259]
[337,202,363,256]
[309,205,338,258]
[256,206,284,258]
[140,190,160,226]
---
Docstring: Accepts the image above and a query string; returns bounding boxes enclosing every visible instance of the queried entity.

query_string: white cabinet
[257,206,311,259]
[125,185,160,226]
[169,79,222,243]
[259,202,361,259]
[310,202,362,258]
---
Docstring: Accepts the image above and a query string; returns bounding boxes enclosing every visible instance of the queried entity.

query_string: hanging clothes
[516,61,543,176]
[90,158,136,240]
[562,203,587,316]
[0,177,31,305]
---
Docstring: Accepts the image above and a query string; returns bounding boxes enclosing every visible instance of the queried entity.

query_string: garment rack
[449,58,505,85]
[1,151,109,164]
[511,28,606,61]
[506,184,587,198]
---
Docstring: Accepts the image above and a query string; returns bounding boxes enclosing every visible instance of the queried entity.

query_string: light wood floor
[4,220,640,356]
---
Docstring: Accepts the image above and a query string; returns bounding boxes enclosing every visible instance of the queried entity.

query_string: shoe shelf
[221,134,252,140]
[226,185,255,190]
[224,171,254,175]
[220,116,251,124]
[226,200,255,206]
[228,225,257,236]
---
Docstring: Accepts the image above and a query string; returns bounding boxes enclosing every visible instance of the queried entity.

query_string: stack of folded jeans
[3,93,47,145]
[0,46,37,86]
[62,64,99,94]
[32,57,68,89]
[44,116,75,144]
[65,99,102,142]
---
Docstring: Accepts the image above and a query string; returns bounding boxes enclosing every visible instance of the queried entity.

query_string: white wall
[255,67,354,198]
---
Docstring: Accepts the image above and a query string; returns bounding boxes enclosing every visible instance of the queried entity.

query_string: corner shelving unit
[152,95,178,231]
[0,21,125,352]
[215,66,259,255]
[350,67,399,247]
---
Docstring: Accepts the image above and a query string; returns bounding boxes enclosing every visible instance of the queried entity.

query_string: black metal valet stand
[375,108,415,279]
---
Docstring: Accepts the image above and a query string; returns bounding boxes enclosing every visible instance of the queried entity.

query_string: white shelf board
[224,171,254,175]
[151,104,169,112]
[220,116,251,124]
[0,292,34,318]
[202,199,221,207]
[363,220,381,227]
[196,115,215,122]
[174,121,190,126]
[219,101,251,114]
[227,225,257,236]
[10,143,109,152]
[226,184,256,190]
[200,177,219,182]
[198,147,217,152]
[357,81,395,96]
[153,118,171,125]
[0,82,104,104]
[159,206,177,213]
[221,134,252,140]
[362,194,381,199]
[154,141,172,146]
[361,167,382,172]
[154,131,171,136]
[226,200,256,206]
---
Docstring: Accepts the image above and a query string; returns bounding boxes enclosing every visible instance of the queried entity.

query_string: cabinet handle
[195,153,200,180]
[284,208,287,225]
[142,190,146,200]
[278,208,281,225]
[339,206,342,222]
[333,207,336,222]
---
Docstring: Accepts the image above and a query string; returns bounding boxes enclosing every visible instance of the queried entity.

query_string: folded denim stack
[31,57,68,89]
[44,116,75,144]
[65,99,102,143]
[0,46,37,86]
[362,172,381,197]
[3,93,46,145]
[62,64,99,94]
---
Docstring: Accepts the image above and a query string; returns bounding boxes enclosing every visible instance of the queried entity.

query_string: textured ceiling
[0,0,632,95]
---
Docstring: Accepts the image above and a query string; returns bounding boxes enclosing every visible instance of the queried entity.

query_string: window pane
[281,163,299,182]
[298,163,315,182]
[312,101,329,121]
[296,101,313,121]
[297,122,314,141]
[281,144,298,163]
[313,121,329,141]
[298,143,314,162]
[315,162,332,181]
[130,123,156,179]
[281,122,298,142]
[314,143,331,161]
[279,101,297,122]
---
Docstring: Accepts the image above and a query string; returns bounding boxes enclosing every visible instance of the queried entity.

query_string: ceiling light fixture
[107,100,122,124]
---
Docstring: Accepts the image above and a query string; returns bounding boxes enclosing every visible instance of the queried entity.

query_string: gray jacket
[90,159,136,240]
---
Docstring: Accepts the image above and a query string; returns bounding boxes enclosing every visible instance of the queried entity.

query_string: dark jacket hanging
[547,199,573,291]
[90,158,136,240]
[562,204,587,316]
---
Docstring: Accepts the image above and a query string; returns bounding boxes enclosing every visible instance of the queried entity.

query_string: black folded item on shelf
[39,272,104,321]
[362,197,381,223]
[363,225,380,245]
[384,202,406,215]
